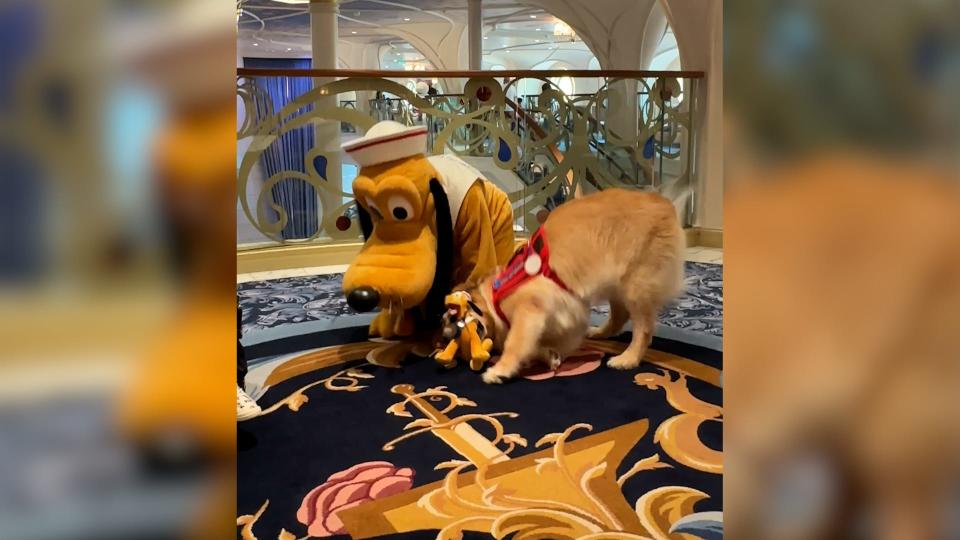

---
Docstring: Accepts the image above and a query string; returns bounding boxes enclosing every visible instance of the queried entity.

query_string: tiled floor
[237,247,722,282]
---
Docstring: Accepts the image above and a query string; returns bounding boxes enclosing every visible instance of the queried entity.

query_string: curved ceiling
[237,0,678,71]
[237,0,596,67]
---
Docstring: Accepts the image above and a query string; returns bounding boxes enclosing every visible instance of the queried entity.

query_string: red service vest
[491,227,571,326]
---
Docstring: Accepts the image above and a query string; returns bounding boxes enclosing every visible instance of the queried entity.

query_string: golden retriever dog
[469,189,685,384]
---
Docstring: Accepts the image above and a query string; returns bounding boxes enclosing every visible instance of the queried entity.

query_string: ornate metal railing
[237,69,702,247]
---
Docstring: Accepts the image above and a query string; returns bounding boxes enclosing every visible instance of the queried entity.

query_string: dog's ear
[466,299,483,315]
[356,201,373,241]
[424,178,454,324]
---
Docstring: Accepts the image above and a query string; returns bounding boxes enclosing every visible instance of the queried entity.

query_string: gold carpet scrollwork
[337,384,713,539]
[253,338,428,420]
[634,369,723,475]
[254,365,374,419]
[237,500,306,540]
[239,338,721,539]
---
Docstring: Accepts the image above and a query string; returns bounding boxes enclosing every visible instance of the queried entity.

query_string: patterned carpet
[238,262,722,347]
[238,328,723,540]
[237,263,724,539]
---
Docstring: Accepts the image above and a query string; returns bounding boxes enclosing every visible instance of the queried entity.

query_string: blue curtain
[0,3,45,281]
[244,57,318,240]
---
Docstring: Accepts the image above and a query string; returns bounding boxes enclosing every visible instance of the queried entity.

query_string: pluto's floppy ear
[356,201,373,241]
[424,178,454,324]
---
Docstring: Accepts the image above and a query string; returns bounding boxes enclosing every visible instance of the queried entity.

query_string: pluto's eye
[365,198,383,220]
[387,196,414,221]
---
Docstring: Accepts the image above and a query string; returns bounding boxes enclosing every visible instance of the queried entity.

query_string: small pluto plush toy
[433,291,493,371]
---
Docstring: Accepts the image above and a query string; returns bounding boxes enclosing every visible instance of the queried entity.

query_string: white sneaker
[237,385,262,421]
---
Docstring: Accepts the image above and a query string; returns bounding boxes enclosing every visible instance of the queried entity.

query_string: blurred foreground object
[725,1,960,537]
[115,1,236,538]
[0,0,235,538]
[726,157,960,539]
[725,0,960,166]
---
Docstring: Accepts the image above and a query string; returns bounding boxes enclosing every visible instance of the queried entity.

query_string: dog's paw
[482,369,506,384]
[607,353,640,370]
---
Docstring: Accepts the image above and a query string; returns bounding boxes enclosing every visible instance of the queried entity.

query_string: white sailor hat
[342,121,428,168]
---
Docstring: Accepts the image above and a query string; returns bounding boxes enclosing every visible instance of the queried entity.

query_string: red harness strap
[491,227,571,326]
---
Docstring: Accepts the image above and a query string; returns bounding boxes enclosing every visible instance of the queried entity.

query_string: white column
[661,0,723,229]
[385,22,468,92]
[310,0,343,234]
[640,2,668,69]
[468,0,482,70]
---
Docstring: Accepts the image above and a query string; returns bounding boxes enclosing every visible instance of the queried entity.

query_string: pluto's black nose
[346,287,380,312]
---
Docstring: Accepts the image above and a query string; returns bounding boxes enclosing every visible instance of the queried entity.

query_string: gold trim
[697,228,723,248]
[263,341,378,387]
[237,238,531,275]
[237,242,362,274]
[684,227,723,249]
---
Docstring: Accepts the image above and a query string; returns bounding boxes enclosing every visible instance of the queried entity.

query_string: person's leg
[237,304,261,420]
[237,304,247,387]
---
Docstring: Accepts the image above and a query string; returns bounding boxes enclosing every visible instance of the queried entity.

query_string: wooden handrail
[237,68,704,79]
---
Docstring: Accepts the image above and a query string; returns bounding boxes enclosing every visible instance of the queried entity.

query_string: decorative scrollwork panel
[237,73,700,247]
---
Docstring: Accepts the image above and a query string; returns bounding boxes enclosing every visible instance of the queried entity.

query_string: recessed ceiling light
[253,43,258,46]
[536,28,541,31]
[535,39,540,42]
[483,36,488,39]
[403,17,410,21]
[287,47,292,51]
[530,15,537,18]
[351,30,357,34]
[505,49,510,53]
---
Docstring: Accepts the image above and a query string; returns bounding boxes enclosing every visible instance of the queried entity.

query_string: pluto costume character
[342,121,515,338]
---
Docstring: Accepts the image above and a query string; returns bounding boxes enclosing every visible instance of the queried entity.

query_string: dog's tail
[667,216,688,301]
